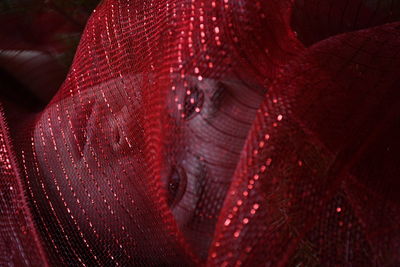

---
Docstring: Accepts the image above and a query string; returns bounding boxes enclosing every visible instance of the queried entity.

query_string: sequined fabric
[1,0,400,266]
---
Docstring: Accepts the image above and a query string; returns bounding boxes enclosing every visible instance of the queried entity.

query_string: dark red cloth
[1,0,399,266]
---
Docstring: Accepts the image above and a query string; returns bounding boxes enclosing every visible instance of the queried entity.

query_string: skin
[30,73,266,261]
[163,74,266,257]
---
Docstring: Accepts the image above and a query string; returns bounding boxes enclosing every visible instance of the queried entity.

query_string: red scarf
[1,0,399,265]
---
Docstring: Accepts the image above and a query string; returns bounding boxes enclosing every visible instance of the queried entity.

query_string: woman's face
[33,73,265,259]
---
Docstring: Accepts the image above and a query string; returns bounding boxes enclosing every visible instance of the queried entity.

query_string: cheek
[32,92,184,263]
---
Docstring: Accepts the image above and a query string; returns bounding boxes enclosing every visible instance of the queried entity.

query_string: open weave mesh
[1,0,400,266]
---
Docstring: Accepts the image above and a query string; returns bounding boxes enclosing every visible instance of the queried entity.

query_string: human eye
[182,84,204,120]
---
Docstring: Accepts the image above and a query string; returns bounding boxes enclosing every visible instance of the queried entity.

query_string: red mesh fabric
[0,0,399,266]
[209,22,400,266]
[0,104,48,265]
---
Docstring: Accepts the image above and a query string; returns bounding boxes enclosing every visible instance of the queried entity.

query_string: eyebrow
[211,81,261,111]
[210,81,228,108]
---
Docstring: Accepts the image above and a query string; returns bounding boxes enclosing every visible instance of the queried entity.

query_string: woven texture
[1,0,399,266]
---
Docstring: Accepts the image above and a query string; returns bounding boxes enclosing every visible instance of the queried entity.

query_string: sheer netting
[1,0,400,266]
